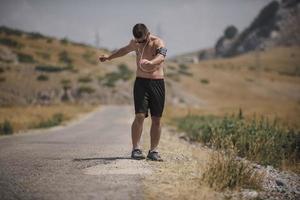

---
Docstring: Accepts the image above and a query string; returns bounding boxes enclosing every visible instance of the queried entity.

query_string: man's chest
[136,43,157,57]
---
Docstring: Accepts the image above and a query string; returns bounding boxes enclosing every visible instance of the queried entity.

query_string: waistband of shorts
[135,77,164,81]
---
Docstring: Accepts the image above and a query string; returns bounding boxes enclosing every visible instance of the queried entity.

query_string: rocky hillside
[219,0,300,58]
[173,0,300,63]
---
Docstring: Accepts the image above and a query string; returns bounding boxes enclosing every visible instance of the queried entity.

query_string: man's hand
[140,59,153,66]
[99,54,110,62]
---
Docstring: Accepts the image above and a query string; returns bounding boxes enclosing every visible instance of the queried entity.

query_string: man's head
[133,23,149,43]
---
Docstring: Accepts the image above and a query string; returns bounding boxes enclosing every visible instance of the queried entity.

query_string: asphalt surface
[0,106,149,200]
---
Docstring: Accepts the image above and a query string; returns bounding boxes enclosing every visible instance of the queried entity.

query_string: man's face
[135,32,149,43]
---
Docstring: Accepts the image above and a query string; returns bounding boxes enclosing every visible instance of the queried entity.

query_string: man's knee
[151,116,161,126]
[134,113,145,124]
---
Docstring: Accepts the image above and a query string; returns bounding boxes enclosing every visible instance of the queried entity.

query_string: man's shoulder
[151,35,165,47]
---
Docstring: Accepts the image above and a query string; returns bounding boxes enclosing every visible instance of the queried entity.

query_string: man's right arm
[99,40,135,62]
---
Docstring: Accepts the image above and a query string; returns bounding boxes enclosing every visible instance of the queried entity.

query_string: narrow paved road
[0,106,150,200]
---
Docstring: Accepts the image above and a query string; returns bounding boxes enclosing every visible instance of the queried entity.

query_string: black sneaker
[147,150,163,162]
[131,149,146,160]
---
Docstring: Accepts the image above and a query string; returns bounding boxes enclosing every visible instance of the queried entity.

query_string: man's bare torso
[133,34,164,79]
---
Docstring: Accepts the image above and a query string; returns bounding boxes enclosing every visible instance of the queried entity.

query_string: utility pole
[95,29,101,49]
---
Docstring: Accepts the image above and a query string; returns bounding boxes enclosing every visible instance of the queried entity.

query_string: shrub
[35,113,64,128]
[77,85,95,95]
[59,50,73,66]
[98,63,133,87]
[82,50,97,65]
[200,79,209,84]
[118,63,133,81]
[37,74,49,81]
[0,26,23,36]
[60,38,69,45]
[0,38,23,48]
[35,65,72,73]
[0,67,4,73]
[224,25,238,39]
[35,52,50,60]
[0,76,6,82]
[46,38,53,43]
[28,32,47,40]
[0,120,14,135]
[17,52,35,63]
[177,64,193,76]
[175,112,300,170]
[78,76,92,83]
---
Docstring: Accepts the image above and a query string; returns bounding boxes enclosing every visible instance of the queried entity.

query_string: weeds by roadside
[174,110,299,172]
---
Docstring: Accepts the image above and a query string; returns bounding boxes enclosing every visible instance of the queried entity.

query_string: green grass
[0,120,14,135]
[34,113,64,128]
[0,38,23,48]
[200,78,209,84]
[17,52,35,63]
[35,65,73,73]
[37,74,49,81]
[77,85,95,95]
[59,50,73,66]
[174,110,300,171]
[78,76,93,83]
[98,63,133,87]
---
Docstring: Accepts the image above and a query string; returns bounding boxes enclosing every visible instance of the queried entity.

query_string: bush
[77,85,95,95]
[98,63,133,87]
[46,38,53,43]
[175,112,300,170]
[177,64,193,76]
[0,120,14,135]
[200,79,209,84]
[0,38,23,48]
[60,38,69,45]
[35,113,64,128]
[0,76,6,82]
[0,26,23,36]
[35,52,50,60]
[82,50,97,65]
[28,32,47,40]
[78,76,92,83]
[35,65,72,73]
[118,63,133,81]
[59,50,73,66]
[37,74,49,81]
[17,52,35,63]
[0,67,4,73]
[224,25,238,39]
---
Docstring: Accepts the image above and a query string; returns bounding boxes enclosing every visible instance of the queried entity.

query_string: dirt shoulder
[141,122,225,200]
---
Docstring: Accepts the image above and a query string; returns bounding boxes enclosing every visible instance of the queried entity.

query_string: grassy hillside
[164,46,300,128]
[0,26,137,134]
[0,26,137,106]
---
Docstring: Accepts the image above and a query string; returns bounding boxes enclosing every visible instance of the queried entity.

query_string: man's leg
[131,113,145,150]
[150,116,162,151]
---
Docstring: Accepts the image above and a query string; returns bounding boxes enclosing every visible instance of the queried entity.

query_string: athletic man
[99,23,167,161]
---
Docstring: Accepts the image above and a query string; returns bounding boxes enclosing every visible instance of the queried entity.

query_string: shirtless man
[99,23,167,161]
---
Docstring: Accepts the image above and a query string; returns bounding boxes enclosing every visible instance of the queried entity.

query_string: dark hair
[132,23,148,39]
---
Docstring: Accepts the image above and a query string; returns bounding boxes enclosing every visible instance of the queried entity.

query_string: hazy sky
[0,0,273,56]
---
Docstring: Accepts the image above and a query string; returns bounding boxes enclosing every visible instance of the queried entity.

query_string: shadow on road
[72,156,132,162]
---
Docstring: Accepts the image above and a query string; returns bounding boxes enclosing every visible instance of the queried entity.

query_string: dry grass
[142,122,224,200]
[165,46,300,128]
[202,150,264,191]
[0,103,97,134]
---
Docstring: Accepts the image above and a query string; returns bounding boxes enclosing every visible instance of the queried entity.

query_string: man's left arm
[140,40,167,72]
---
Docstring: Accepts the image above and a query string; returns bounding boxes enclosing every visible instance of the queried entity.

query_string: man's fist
[140,59,152,65]
[99,55,109,62]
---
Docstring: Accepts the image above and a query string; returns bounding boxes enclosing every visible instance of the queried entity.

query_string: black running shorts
[133,77,165,118]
